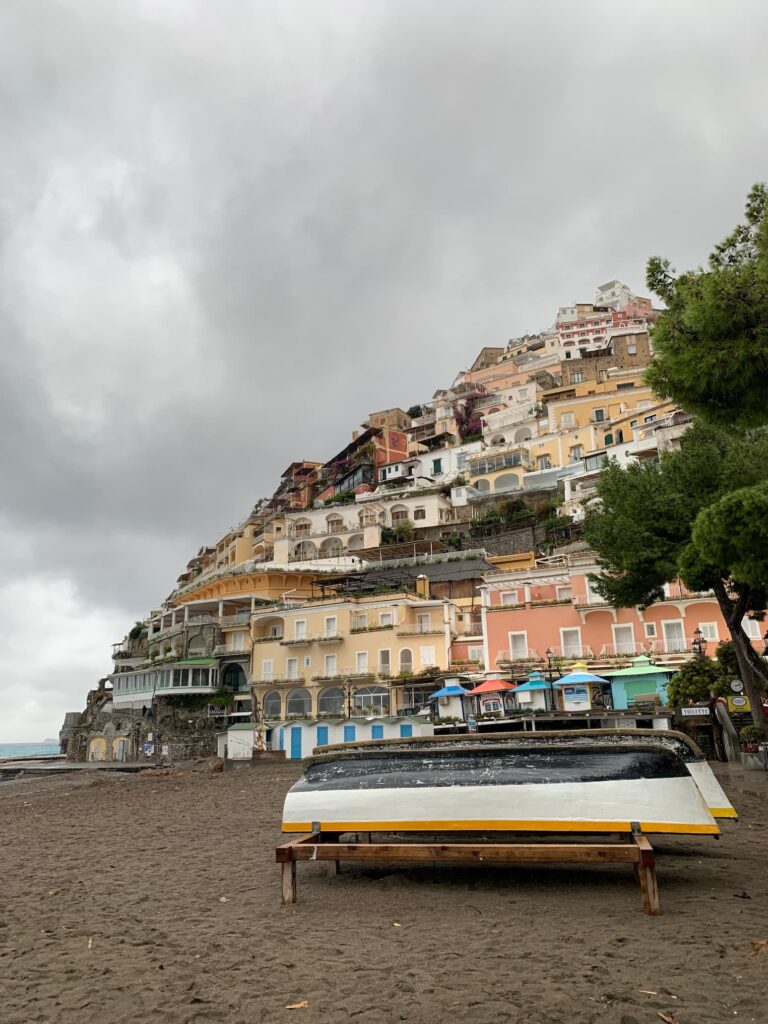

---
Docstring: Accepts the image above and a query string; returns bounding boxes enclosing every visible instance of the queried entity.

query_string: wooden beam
[278,841,641,865]
[281,860,297,905]
[634,834,661,915]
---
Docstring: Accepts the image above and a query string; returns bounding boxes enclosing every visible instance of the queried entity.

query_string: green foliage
[645,183,768,429]
[740,725,764,744]
[323,491,357,506]
[128,621,146,640]
[666,657,729,707]
[407,404,423,419]
[444,532,464,551]
[692,481,768,588]
[381,519,415,545]
[584,422,768,608]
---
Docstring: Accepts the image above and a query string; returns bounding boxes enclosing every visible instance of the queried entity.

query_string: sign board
[681,706,710,717]
[466,716,478,734]
[730,680,744,694]
[161,744,169,756]
[142,742,155,756]
[727,695,751,713]
[562,685,590,711]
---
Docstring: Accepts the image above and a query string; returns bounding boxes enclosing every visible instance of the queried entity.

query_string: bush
[667,658,729,707]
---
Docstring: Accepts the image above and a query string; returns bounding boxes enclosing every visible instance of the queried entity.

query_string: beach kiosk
[554,665,611,711]
[512,669,552,710]
[469,678,516,716]
[428,682,470,722]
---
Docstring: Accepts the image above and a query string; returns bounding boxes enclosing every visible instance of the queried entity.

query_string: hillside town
[61,280,763,763]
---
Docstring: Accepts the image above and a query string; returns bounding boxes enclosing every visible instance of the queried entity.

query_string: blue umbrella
[554,670,609,686]
[428,684,470,700]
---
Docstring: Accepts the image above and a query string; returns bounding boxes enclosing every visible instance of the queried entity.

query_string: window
[644,623,657,639]
[432,458,443,475]
[379,611,393,627]
[414,507,426,520]
[593,408,606,423]
[538,455,551,470]
[286,657,299,680]
[352,613,367,630]
[355,651,369,673]
[556,586,572,601]
[399,648,413,673]
[603,433,614,446]
[742,616,762,640]
[420,645,436,667]
[324,653,337,676]
[294,620,307,639]
[263,691,281,718]
[499,590,519,606]
[173,668,184,686]
[391,507,408,523]
[416,613,431,633]
[468,645,484,663]
[612,624,635,655]
[560,412,575,428]
[192,668,207,687]
[261,660,274,682]
[286,688,311,716]
[508,632,528,659]
[353,686,390,715]
[560,628,582,658]
[637,400,652,410]
[627,343,637,355]
[569,445,584,462]
[617,382,635,391]
[318,686,344,715]
[571,371,584,384]
[324,616,337,637]
[643,415,656,424]
[378,649,391,674]
[662,620,686,653]
[699,622,719,642]
[269,623,283,638]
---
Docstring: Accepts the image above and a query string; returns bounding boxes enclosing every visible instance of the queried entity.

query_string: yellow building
[251,591,455,721]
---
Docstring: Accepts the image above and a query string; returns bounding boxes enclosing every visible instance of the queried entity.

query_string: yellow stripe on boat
[283,818,720,835]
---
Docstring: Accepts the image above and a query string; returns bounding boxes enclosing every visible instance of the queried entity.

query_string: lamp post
[544,648,557,712]
[691,627,707,659]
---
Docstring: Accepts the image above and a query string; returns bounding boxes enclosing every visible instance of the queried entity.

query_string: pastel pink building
[480,556,765,674]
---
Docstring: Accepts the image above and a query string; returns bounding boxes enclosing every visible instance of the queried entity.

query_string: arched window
[390,505,409,524]
[353,686,390,715]
[222,663,248,693]
[292,540,318,561]
[263,691,281,719]
[319,536,344,558]
[293,519,312,538]
[326,514,344,534]
[286,687,312,716]
[513,427,532,443]
[187,633,206,655]
[615,429,624,444]
[347,534,365,551]
[490,434,506,446]
[603,433,614,446]
[318,686,344,715]
[474,479,491,493]
[399,648,413,673]
[494,473,520,492]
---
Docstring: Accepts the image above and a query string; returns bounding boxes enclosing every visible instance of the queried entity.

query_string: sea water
[0,742,61,759]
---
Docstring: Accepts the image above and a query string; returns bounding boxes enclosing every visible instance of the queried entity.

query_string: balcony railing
[310,669,378,682]
[495,648,540,665]
[596,642,651,658]
[280,635,315,645]
[545,645,596,661]
[259,675,306,685]
[219,611,251,627]
[286,521,360,539]
[147,621,184,642]
[187,614,217,626]
[253,635,282,644]
[212,645,249,657]
[396,627,443,636]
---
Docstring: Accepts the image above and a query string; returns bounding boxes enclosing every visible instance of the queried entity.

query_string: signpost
[681,706,710,717]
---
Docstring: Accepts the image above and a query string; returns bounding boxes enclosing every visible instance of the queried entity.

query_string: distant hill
[42,738,57,745]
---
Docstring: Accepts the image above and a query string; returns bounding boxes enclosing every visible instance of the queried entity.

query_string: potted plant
[740,725,763,753]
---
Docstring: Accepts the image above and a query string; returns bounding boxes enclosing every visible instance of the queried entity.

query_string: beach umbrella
[428,684,470,700]
[469,679,516,694]
[554,669,610,686]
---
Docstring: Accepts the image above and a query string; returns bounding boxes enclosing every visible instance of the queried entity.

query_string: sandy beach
[1,761,766,1024]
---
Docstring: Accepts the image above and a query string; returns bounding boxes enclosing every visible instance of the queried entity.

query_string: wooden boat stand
[275,824,661,915]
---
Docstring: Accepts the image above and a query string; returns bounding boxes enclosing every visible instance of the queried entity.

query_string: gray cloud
[2,0,767,739]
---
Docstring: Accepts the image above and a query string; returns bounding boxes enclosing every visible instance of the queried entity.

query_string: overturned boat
[281,730,734,836]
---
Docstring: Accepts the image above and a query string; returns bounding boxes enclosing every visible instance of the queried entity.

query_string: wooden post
[281,860,297,905]
[327,860,340,878]
[634,835,660,915]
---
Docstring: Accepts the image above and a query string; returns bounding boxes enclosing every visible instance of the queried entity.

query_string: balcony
[187,614,217,626]
[495,648,540,666]
[259,676,306,686]
[545,645,596,661]
[147,621,184,642]
[316,634,343,643]
[253,634,282,644]
[396,627,444,637]
[311,668,378,682]
[280,635,315,646]
[219,611,251,627]
[212,645,249,658]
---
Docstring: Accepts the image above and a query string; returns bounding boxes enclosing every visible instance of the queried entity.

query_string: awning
[470,679,517,694]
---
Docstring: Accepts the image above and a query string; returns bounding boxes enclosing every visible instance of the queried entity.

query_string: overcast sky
[2,0,766,742]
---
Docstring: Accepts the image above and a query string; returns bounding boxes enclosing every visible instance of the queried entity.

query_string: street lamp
[544,648,557,712]
[691,627,707,659]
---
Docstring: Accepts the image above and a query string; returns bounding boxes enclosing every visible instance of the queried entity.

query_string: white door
[662,620,685,653]
[420,645,436,667]
[560,628,581,658]
[612,624,635,655]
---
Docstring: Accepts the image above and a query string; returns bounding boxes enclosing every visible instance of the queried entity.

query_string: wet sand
[1,761,766,1024]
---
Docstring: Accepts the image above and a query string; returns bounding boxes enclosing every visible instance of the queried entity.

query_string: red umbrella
[469,678,516,694]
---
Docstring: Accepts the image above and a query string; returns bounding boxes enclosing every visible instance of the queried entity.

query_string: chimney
[415,574,430,599]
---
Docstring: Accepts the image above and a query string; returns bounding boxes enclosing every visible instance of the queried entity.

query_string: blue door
[290,726,303,759]
[316,725,329,747]
[278,728,285,751]
[343,725,356,742]
[372,724,384,739]
[399,723,413,738]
